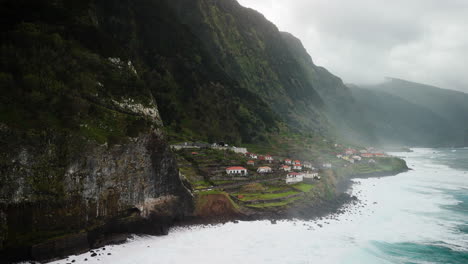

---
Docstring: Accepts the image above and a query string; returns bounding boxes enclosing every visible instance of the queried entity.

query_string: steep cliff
[0,0,195,261]
[355,78,468,147]
[166,0,330,134]
[279,32,377,144]
[0,0,418,261]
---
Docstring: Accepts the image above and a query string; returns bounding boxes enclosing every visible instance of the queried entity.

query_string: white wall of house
[257,167,272,173]
[226,169,248,176]
[286,174,304,184]
[232,147,248,154]
[293,165,302,170]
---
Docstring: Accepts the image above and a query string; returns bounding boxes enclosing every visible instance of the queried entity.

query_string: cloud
[237,0,468,92]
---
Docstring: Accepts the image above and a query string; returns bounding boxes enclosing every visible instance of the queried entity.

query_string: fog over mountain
[238,0,468,93]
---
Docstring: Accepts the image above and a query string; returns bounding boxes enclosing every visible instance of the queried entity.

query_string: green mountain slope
[350,86,455,146]
[0,0,283,147]
[279,32,377,144]
[165,0,330,134]
[356,78,468,147]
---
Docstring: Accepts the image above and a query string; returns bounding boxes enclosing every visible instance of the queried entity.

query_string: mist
[237,0,468,93]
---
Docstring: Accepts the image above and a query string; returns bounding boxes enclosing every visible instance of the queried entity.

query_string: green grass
[235,190,299,201]
[246,197,303,208]
[197,190,225,195]
[263,185,290,192]
[192,180,212,189]
[291,183,315,192]
[212,180,236,185]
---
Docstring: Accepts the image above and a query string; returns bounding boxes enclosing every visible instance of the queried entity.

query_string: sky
[237,0,468,92]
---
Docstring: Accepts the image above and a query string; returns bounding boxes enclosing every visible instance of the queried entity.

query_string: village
[171,142,389,184]
[169,140,405,211]
[172,142,391,187]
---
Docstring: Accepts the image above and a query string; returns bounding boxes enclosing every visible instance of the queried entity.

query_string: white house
[352,156,362,161]
[257,166,272,173]
[247,160,255,166]
[336,154,343,158]
[286,172,304,184]
[280,165,291,172]
[293,164,303,170]
[322,163,332,169]
[265,155,273,162]
[284,159,292,164]
[303,162,313,169]
[249,153,258,159]
[293,160,301,165]
[304,171,320,181]
[226,166,248,176]
[368,159,376,164]
[231,147,248,154]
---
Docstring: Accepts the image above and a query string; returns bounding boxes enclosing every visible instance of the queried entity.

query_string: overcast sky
[237,0,468,92]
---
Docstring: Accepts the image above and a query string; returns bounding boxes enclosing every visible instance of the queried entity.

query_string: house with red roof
[345,149,357,155]
[226,166,248,176]
[247,160,255,166]
[286,172,304,184]
[280,165,291,172]
[265,155,273,163]
[284,159,292,164]
[293,163,302,171]
[293,160,301,165]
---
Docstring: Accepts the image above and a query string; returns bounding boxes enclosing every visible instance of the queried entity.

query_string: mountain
[0,0,361,260]
[352,78,468,147]
[279,32,377,144]
[165,0,330,136]
[1,0,463,261]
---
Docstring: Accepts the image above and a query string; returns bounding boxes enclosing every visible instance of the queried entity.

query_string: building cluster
[336,148,386,164]
[226,154,321,184]
[170,142,248,154]
[170,141,339,185]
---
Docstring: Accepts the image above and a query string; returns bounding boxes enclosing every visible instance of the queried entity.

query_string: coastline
[18,164,409,264]
[180,165,409,226]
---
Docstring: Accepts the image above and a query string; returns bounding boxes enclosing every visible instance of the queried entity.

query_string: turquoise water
[46,148,468,264]
[371,148,468,264]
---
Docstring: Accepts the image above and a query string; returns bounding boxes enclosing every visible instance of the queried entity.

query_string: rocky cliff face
[0,101,193,261]
[0,0,196,261]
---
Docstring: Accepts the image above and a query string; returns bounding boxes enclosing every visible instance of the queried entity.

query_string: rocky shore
[7,161,408,264]
[177,164,409,226]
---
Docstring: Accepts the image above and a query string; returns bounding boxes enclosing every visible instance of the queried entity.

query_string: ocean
[46,148,468,264]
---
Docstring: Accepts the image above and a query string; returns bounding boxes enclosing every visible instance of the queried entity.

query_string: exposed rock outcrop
[0,116,193,262]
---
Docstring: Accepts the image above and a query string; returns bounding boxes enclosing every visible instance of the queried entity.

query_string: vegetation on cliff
[0,0,412,261]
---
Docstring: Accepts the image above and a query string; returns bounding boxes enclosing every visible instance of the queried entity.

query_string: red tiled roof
[288,172,302,176]
[226,166,247,171]
[285,159,291,161]
[247,160,255,163]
